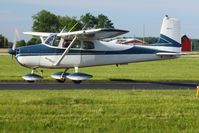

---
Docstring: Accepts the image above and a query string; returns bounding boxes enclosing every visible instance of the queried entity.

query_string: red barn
[181,35,192,52]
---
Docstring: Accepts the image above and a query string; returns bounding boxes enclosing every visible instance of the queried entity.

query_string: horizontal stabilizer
[156,52,181,57]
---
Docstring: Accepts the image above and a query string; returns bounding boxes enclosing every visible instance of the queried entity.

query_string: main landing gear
[51,69,70,83]
[51,67,93,84]
[23,67,93,84]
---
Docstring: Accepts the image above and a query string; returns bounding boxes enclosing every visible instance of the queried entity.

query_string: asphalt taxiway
[0,80,196,90]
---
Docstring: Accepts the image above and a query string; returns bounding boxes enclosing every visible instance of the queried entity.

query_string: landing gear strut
[56,71,66,83]
[51,68,69,83]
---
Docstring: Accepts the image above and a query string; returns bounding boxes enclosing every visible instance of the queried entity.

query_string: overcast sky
[0,0,199,41]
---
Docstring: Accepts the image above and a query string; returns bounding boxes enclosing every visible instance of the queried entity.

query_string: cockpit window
[45,35,82,49]
[45,34,61,47]
[53,36,61,46]
[83,41,95,49]
[45,35,55,45]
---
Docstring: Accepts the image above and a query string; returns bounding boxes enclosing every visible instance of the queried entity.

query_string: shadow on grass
[109,78,196,89]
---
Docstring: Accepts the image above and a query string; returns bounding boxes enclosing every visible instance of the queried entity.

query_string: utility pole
[4,36,6,48]
[143,24,145,44]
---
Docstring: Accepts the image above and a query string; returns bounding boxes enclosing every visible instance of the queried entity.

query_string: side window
[71,40,81,49]
[83,41,95,49]
[53,36,61,47]
[63,39,72,48]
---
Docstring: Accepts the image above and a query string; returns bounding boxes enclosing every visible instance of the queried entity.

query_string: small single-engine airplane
[9,15,181,83]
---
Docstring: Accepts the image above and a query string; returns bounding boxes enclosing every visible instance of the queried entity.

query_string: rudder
[159,15,181,48]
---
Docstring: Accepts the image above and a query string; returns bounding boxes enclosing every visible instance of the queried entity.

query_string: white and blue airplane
[9,15,181,83]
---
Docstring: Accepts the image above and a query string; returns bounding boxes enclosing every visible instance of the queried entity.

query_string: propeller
[8,29,20,58]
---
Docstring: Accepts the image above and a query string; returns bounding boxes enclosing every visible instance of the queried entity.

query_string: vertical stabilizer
[159,15,181,47]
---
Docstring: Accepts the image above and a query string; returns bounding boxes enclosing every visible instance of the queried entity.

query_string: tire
[56,79,66,83]
[72,80,82,84]
[27,80,35,83]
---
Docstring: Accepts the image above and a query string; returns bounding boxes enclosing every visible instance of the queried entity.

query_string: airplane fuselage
[8,16,182,83]
[15,40,180,69]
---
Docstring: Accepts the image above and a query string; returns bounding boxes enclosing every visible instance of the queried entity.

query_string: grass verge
[0,90,199,132]
[0,55,199,81]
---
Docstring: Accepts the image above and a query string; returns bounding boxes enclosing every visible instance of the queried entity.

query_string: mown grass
[0,90,198,132]
[0,55,199,81]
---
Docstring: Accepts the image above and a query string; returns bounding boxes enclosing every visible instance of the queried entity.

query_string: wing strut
[53,36,77,66]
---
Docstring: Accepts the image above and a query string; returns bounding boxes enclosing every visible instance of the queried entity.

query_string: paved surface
[0,80,196,90]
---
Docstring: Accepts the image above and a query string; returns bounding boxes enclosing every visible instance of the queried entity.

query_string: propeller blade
[12,39,16,50]
[12,28,20,50]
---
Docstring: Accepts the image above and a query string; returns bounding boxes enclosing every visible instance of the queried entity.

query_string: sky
[0,0,199,41]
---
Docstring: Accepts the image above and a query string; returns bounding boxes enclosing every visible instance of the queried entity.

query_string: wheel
[72,80,82,84]
[27,80,35,83]
[56,78,66,83]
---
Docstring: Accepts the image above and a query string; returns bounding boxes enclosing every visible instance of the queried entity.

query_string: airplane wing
[58,28,129,40]
[23,32,53,37]
[23,32,55,44]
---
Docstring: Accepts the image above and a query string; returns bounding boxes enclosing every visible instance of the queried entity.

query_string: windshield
[45,34,61,47]
[45,34,82,49]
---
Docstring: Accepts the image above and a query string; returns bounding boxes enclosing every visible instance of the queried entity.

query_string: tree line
[0,10,114,48]
[21,10,115,47]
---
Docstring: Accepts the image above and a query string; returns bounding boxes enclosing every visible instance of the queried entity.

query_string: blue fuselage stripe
[16,44,172,57]
[16,34,180,57]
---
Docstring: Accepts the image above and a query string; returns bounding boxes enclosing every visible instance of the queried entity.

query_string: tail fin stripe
[160,34,181,47]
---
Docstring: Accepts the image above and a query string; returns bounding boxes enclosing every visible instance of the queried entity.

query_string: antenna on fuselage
[143,24,145,44]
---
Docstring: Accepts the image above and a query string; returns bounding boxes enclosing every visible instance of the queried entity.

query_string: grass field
[0,56,199,132]
[0,90,198,132]
[0,55,199,81]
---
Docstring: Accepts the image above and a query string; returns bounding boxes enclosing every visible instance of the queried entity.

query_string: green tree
[80,13,97,29]
[7,42,13,48]
[27,37,41,45]
[58,16,82,32]
[32,10,115,33]
[96,14,114,28]
[80,13,114,29]
[0,34,8,48]
[32,10,60,32]
[191,39,199,51]
[16,40,26,47]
